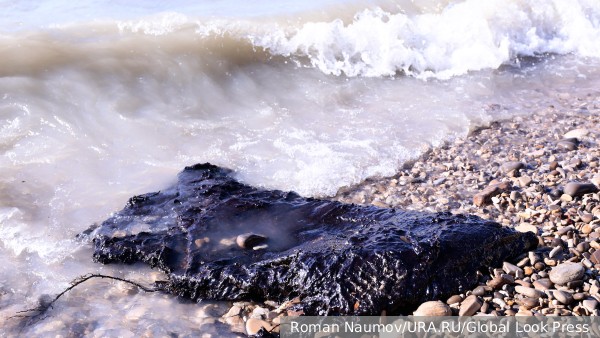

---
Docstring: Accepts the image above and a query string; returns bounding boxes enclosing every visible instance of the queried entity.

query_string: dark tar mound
[90,163,537,315]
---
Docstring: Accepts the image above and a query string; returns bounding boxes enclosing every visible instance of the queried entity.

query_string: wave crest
[251,0,600,78]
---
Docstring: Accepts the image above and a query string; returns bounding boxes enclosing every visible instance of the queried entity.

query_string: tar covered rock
[89,163,537,315]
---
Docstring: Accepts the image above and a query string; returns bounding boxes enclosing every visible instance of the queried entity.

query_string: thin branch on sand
[10,273,159,325]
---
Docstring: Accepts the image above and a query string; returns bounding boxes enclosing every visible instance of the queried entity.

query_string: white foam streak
[253,0,600,78]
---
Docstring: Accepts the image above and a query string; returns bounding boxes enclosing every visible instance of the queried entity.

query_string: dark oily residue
[89,163,537,315]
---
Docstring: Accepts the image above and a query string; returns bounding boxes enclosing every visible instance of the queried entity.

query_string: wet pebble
[245,318,273,336]
[590,250,600,264]
[533,278,553,291]
[552,290,573,305]
[583,299,598,313]
[581,213,594,223]
[549,262,585,285]
[472,286,487,297]
[503,262,523,276]
[502,161,525,173]
[563,128,589,140]
[549,246,563,259]
[413,301,452,316]
[446,295,463,305]
[557,139,578,151]
[564,182,599,198]
[236,233,268,249]
[473,182,510,207]
[515,223,537,234]
[459,295,482,316]
[487,274,514,289]
[517,297,539,309]
[519,176,532,187]
[514,286,544,299]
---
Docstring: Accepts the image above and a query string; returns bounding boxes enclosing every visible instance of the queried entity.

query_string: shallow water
[1,0,600,336]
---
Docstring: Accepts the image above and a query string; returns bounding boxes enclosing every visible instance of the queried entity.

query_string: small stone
[560,194,573,202]
[433,177,446,186]
[224,306,242,318]
[533,278,553,291]
[555,226,573,236]
[557,139,577,151]
[480,301,490,314]
[516,309,533,316]
[251,306,270,319]
[534,262,546,271]
[515,223,537,234]
[583,299,598,312]
[515,286,544,299]
[590,250,600,265]
[502,161,525,173]
[529,252,540,264]
[473,182,511,207]
[487,274,514,289]
[413,301,452,316]
[516,257,530,267]
[549,262,585,285]
[517,297,539,309]
[236,233,268,249]
[472,286,487,297]
[503,262,523,276]
[549,161,559,170]
[519,176,532,187]
[582,224,593,234]
[592,175,600,187]
[581,213,594,224]
[549,246,563,259]
[548,204,561,212]
[563,128,589,140]
[459,295,482,316]
[446,295,463,305]
[564,182,599,198]
[245,318,272,336]
[576,242,590,253]
[552,290,574,305]
[573,293,586,301]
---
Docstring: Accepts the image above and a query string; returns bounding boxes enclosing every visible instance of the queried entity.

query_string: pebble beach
[219,90,600,335]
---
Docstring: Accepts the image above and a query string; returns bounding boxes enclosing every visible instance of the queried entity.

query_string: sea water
[1,0,600,335]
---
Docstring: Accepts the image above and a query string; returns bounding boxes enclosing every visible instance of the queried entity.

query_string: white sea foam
[251,0,600,78]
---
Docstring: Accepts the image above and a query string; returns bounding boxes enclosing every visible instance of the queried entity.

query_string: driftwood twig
[11,273,159,325]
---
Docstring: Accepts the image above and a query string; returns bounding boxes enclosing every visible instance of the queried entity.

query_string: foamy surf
[1,0,600,336]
